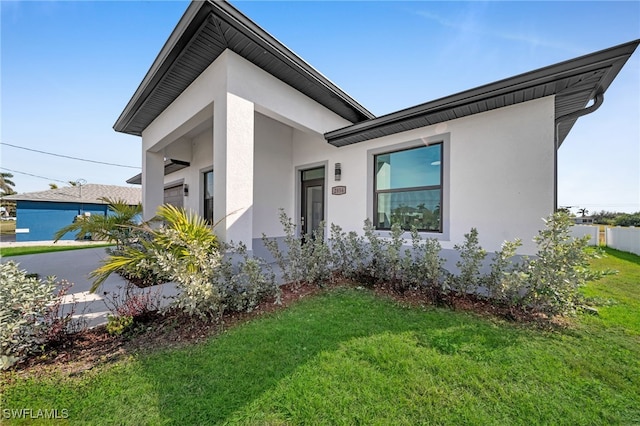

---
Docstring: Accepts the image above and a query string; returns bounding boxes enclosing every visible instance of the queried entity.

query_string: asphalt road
[2,247,177,327]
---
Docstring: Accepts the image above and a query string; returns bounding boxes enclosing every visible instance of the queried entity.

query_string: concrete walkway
[1,245,177,328]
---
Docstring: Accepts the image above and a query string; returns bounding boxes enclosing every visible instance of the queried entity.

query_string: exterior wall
[15,201,108,242]
[141,49,352,247]
[163,128,214,216]
[291,97,556,255]
[141,49,555,257]
[253,112,294,238]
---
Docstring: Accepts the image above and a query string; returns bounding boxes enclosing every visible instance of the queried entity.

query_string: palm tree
[54,197,142,244]
[577,208,589,217]
[0,172,17,196]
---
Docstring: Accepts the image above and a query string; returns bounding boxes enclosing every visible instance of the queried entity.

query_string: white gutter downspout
[553,90,605,210]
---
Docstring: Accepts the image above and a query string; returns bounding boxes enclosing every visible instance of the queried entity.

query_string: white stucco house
[115,0,638,260]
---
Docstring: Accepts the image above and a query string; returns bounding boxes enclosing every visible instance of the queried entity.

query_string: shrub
[262,209,332,287]
[483,239,525,304]
[360,220,406,286]
[0,262,57,370]
[329,224,368,281]
[451,228,486,295]
[522,210,611,316]
[400,227,446,295]
[91,205,222,317]
[94,205,277,319]
[215,243,280,313]
[106,315,134,336]
[107,228,170,288]
[613,212,640,227]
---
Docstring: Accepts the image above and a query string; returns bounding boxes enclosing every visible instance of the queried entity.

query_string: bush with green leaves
[0,262,57,370]
[483,239,525,304]
[214,243,280,313]
[262,209,332,287]
[450,228,486,296]
[522,210,611,316]
[106,315,134,336]
[93,205,277,319]
[613,212,640,227]
[400,227,446,295]
[329,223,368,281]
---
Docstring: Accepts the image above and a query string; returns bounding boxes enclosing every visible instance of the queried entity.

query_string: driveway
[1,247,177,327]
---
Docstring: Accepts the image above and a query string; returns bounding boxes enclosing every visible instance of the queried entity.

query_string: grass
[2,249,639,425]
[581,247,640,334]
[0,243,113,257]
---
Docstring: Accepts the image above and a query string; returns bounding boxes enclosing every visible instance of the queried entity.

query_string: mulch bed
[4,280,559,380]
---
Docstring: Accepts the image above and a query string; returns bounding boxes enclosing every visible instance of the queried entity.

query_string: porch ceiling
[114,1,374,137]
[325,40,639,148]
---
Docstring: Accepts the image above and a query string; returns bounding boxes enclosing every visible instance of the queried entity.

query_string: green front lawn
[2,249,639,425]
[0,243,112,257]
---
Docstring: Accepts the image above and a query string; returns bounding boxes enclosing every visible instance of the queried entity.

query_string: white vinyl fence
[571,225,599,246]
[606,226,640,256]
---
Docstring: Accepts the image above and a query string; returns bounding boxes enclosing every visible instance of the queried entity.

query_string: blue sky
[2,1,639,214]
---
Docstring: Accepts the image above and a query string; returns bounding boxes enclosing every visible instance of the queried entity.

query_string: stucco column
[142,150,164,221]
[213,92,254,249]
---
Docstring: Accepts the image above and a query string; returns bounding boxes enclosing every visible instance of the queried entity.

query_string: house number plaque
[331,186,347,195]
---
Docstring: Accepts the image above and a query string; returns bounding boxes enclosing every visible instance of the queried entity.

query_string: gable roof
[114,0,374,136]
[115,1,637,151]
[325,40,639,147]
[3,184,141,206]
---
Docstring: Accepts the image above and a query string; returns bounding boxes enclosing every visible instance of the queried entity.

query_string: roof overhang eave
[113,0,374,137]
[113,1,206,135]
[325,39,639,148]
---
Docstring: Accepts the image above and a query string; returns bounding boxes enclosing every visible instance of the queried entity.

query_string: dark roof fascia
[114,0,374,136]
[114,2,208,135]
[212,1,374,121]
[325,39,639,147]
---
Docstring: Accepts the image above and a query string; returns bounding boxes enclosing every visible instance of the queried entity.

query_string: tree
[613,212,640,227]
[577,208,589,217]
[49,183,59,189]
[0,172,17,196]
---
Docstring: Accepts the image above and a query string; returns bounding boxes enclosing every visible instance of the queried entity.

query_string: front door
[301,167,325,238]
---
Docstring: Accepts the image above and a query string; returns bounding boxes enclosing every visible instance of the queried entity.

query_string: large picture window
[203,170,213,224]
[374,144,442,232]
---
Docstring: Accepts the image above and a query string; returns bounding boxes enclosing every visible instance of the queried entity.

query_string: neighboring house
[4,185,141,242]
[574,216,595,225]
[115,0,638,259]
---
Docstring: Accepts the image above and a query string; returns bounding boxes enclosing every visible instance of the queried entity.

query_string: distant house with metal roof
[115,0,638,258]
[4,184,141,242]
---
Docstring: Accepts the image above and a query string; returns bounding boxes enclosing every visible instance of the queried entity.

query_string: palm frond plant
[90,205,221,314]
[53,197,142,248]
[91,205,280,318]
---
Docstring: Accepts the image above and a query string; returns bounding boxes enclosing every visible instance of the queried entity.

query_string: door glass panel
[306,185,323,234]
[302,168,325,181]
[204,171,213,224]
